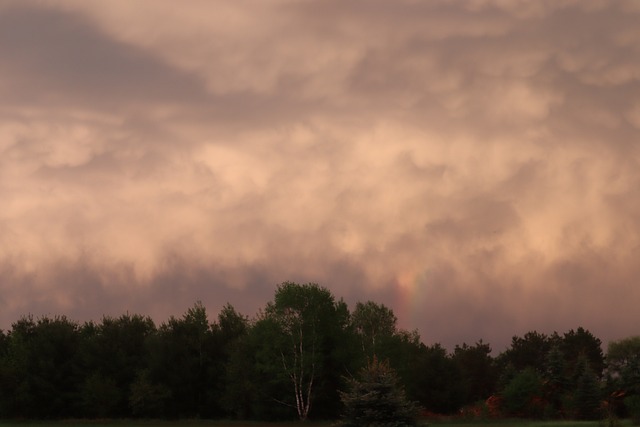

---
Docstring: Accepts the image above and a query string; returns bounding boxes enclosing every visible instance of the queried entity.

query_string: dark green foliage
[573,356,602,420]
[4,315,82,418]
[340,357,419,427]
[452,340,498,406]
[493,327,607,420]
[0,329,7,355]
[312,299,354,419]
[607,336,640,395]
[217,303,249,344]
[409,343,464,414]
[624,395,640,425]
[545,345,569,391]
[501,367,544,418]
[214,303,251,417]
[129,369,172,417]
[349,302,443,415]
[221,327,260,419]
[258,282,350,420]
[78,313,156,417]
[543,345,569,417]
[0,287,625,422]
[79,373,120,418]
[351,301,398,360]
[561,328,605,379]
[500,331,552,374]
[238,316,293,421]
[147,302,218,418]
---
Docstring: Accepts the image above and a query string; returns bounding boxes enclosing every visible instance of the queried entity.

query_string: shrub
[625,395,640,425]
[501,367,545,418]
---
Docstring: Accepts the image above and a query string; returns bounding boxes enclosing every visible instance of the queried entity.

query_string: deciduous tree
[351,301,397,359]
[501,367,544,418]
[452,340,498,405]
[261,282,345,420]
[147,301,217,417]
[607,336,640,395]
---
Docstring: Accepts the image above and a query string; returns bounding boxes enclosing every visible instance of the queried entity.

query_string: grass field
[0,420,633,427]
[0,421,329,427]
[1,421,313,427]
[0,421,317,427]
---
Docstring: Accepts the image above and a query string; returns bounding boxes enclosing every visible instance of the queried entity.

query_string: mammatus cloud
[1,0,640,351]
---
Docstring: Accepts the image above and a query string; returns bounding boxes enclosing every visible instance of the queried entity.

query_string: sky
[1,0,640,352]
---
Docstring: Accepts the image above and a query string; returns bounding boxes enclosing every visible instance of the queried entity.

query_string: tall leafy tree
[6,315,82,418]
[79,313,156,417]
[383,330,424,400]
[499,331,551,374]
[452,340,498,405]
[607,336,640,395]
[221,321,260,419]
[0,329,7,356]
[410,343,464,414]
[245,316,294,420]
[0,317,34,417]
[148,301,217,418]
[351,301,398,359]
[217,303,249,345]
[561,327,605,379]
[311,298,353,419]
[0,329,8,416]
[211,303,250,417]
[260,282,346,420]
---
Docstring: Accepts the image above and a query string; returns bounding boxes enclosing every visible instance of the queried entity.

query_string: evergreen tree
[501,331,551,373]
[543,345,569,417]
[562,328,605,379]
[340,357,419,427]
[573,355,602,420]
[452,340,497,405]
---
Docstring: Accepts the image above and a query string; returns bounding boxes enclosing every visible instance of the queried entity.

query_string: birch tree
[351,301,397,358]
[264,282,342,420]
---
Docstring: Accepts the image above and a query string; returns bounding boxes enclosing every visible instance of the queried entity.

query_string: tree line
[0,281,639,421]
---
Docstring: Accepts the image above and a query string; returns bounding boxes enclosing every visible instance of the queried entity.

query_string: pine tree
[544,345,568,417]
[574,355,602,420]
[340,357,419,427]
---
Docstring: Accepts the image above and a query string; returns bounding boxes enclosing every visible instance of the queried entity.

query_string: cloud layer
[2,0,640,351]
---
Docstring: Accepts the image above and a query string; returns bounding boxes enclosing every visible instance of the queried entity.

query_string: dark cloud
[1,0,640,352]
[0,5,208,110]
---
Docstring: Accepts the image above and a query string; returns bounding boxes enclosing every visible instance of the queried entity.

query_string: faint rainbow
[393,269,426,334]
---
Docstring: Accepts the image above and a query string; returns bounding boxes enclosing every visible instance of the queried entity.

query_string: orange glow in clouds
[1,1,640,350]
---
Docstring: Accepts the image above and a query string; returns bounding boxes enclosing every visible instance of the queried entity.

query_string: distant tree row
[0,282,639,422]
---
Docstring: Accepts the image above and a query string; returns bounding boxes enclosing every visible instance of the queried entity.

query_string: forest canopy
[0,282,637,421]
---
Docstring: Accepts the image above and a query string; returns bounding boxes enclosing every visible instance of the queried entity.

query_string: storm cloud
[1,0,640,351]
